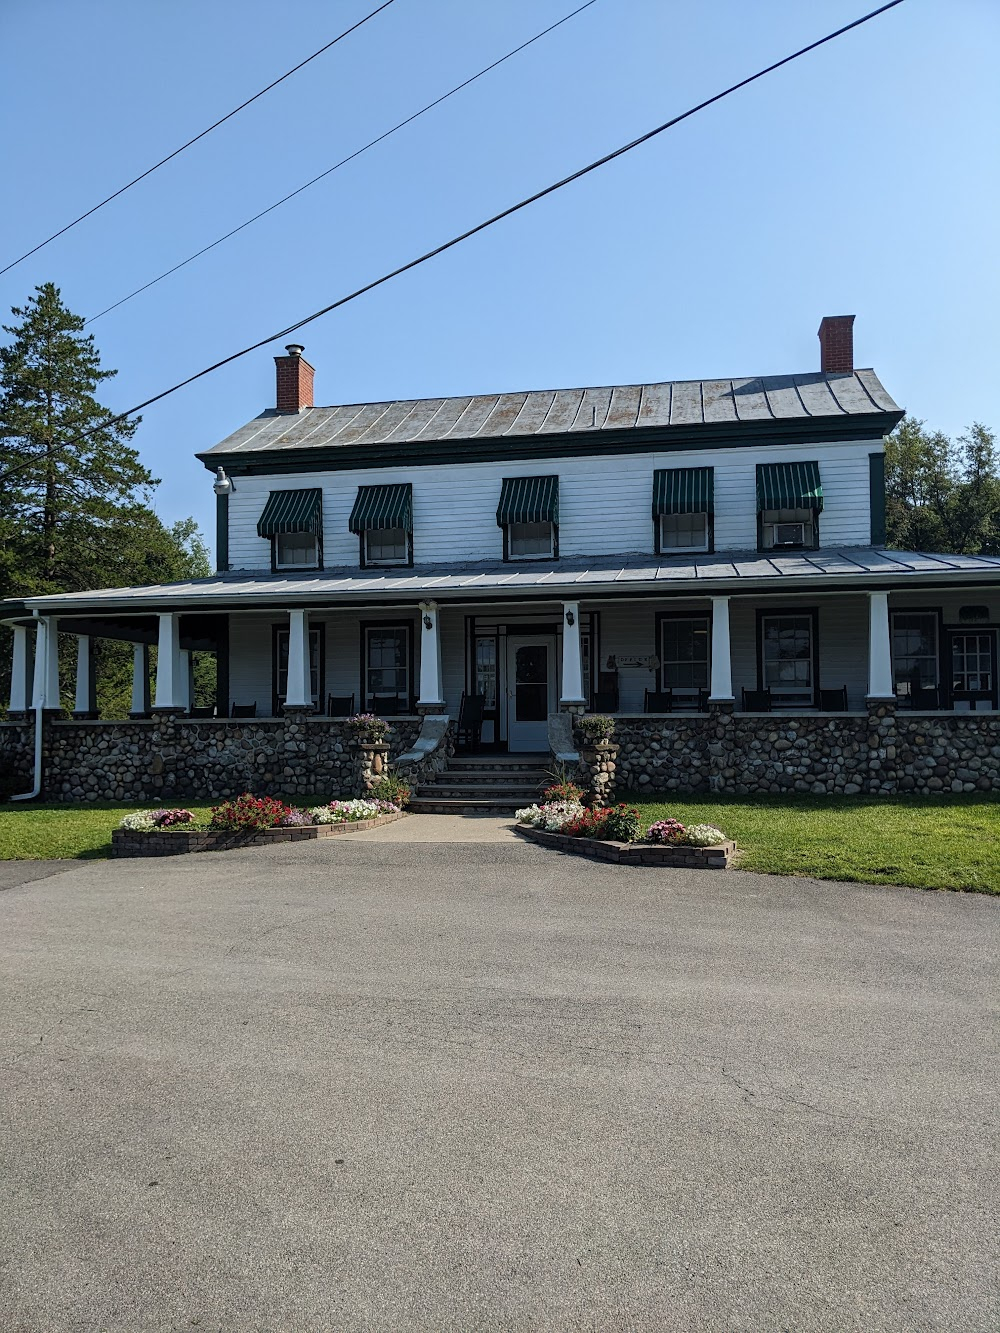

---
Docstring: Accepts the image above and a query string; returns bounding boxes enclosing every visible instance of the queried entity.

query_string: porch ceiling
[5,548,1000,618]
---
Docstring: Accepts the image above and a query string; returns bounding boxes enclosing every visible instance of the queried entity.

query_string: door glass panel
[661,617,709,689]
[475,637,497,709]
[276,630,321,706]
[761,615,813,696]
[892,612,938,696]
[515,644,548,721]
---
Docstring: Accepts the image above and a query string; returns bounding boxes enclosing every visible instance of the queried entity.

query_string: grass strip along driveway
[2,794,998,894]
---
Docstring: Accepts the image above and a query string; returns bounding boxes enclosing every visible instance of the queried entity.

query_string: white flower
[516,804,543,825]
[119,810,157,832]
[684,823,727,847]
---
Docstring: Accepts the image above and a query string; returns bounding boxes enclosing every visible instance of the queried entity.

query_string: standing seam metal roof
[201,370,900,457]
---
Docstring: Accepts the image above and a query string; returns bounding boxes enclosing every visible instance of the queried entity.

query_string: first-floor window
[661,616,710,691]
[950,632,994,699]
[760,613,814,701]
[891,612,939,697]
[274,628,322,709]
[274,531,320,569]
[365,625,410,708]
[508,521,555,559]
[659,512,710,553]
[364,526,408,566]
[760,508,816,550]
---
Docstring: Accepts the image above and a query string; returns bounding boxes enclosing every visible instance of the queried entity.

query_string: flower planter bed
[514,822,735,869]
[111,811,405,857]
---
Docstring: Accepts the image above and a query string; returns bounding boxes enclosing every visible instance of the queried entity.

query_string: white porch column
[560,601,586,704]
[9,625,29,712]
[130,643,151,716]
[867,591,894,698]
[154,612,183,709]
[285,609,312,708]
[709,596,735,701]
[417,602,443,706]
[31,616,60,710]
[73,635,95,716]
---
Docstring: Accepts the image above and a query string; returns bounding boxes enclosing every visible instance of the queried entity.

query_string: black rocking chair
[817,686,848,711]
[327,693,355,717]
[230,702,257,718]
[644,689,673,713]
[456,692,486,752]
[371,694,400,716]
[741,687,772,713]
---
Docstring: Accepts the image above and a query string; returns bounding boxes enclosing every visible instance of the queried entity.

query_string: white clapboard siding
[225,440,883,571]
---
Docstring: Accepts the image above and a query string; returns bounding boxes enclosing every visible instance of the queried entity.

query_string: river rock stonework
[0,716,419,802]
[2,710,997,800]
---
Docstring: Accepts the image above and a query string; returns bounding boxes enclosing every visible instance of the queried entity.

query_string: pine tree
[0,282,152,597]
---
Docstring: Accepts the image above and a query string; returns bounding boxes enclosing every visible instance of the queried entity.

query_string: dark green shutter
[652,467,714,517]
[348,483,413,534]
[256,488,323,536]
[756,462,824,512]
[496,475,559,526]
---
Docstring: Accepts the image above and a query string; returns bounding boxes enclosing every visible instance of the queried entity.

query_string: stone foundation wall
[580,707,1000,798]
[0,716,420,802]
[0,722,35,793]
[4,709,997,802]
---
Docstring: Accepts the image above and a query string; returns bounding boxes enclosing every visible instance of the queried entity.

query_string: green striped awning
[348,483,413,534]
[756,462,824,512]
[496,475,559,527]
[256,488,323,537]
[652,467,714,517]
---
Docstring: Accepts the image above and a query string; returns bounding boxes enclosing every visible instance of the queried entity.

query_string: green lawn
[2,794,999,895]
[625,793,1000,894]
[0,802,214,861]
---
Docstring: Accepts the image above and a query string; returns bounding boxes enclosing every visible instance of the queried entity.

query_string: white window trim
[507,520,555,560]
[274,532,320,571]
[363,527,409,567]
[658,512,710,554]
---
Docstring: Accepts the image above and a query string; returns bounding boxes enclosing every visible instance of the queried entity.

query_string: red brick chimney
[274,344,315,412]
[817,315,855,374]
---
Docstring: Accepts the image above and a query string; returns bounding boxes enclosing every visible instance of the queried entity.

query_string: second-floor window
[256,488,323,571]
[653,468,713,555]
[350,483,413,568]
[757,462,823,551]
[497,475,559,562]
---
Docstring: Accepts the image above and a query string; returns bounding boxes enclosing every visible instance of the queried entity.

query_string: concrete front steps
[408,754,549,814]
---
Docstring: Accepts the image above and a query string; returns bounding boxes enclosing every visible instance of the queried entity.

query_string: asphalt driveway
[0,837,996,1331]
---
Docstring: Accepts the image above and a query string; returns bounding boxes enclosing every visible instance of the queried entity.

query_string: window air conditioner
[774,522,806,546]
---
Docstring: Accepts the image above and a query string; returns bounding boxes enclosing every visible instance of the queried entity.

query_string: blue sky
[1,0,997,549]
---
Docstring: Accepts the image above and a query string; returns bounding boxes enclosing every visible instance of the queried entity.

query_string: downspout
[11,611,44,801]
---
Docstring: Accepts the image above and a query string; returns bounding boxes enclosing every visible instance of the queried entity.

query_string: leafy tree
[885,416,999,555]
[0,284,214,715]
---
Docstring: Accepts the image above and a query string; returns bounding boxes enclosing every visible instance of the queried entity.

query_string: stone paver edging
[514,822,735,868]
[111,812,406,857]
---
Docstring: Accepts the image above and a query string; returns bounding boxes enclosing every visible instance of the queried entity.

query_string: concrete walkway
[342,811,520,842]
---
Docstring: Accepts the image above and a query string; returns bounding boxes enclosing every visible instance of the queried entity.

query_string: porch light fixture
[565,609,575,626]
[213,467,233,495]
[423,613,433,630]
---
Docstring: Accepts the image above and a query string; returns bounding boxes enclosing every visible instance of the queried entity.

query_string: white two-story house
[4,314,1000,801]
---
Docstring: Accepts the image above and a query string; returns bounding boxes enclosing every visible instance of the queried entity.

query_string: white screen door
[505,635,556,751]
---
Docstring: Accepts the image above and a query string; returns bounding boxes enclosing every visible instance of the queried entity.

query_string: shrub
[576,714,615,743]
[648,818,686,845]
[209,794,293,832]
[368,769,411,808]
[345,713,390,742]
[683,823,728,847]
[603,804,641,843]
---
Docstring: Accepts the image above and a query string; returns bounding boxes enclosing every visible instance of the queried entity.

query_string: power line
[0,0,398,279]
[85,1,600,326]
[0,0,906,490]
